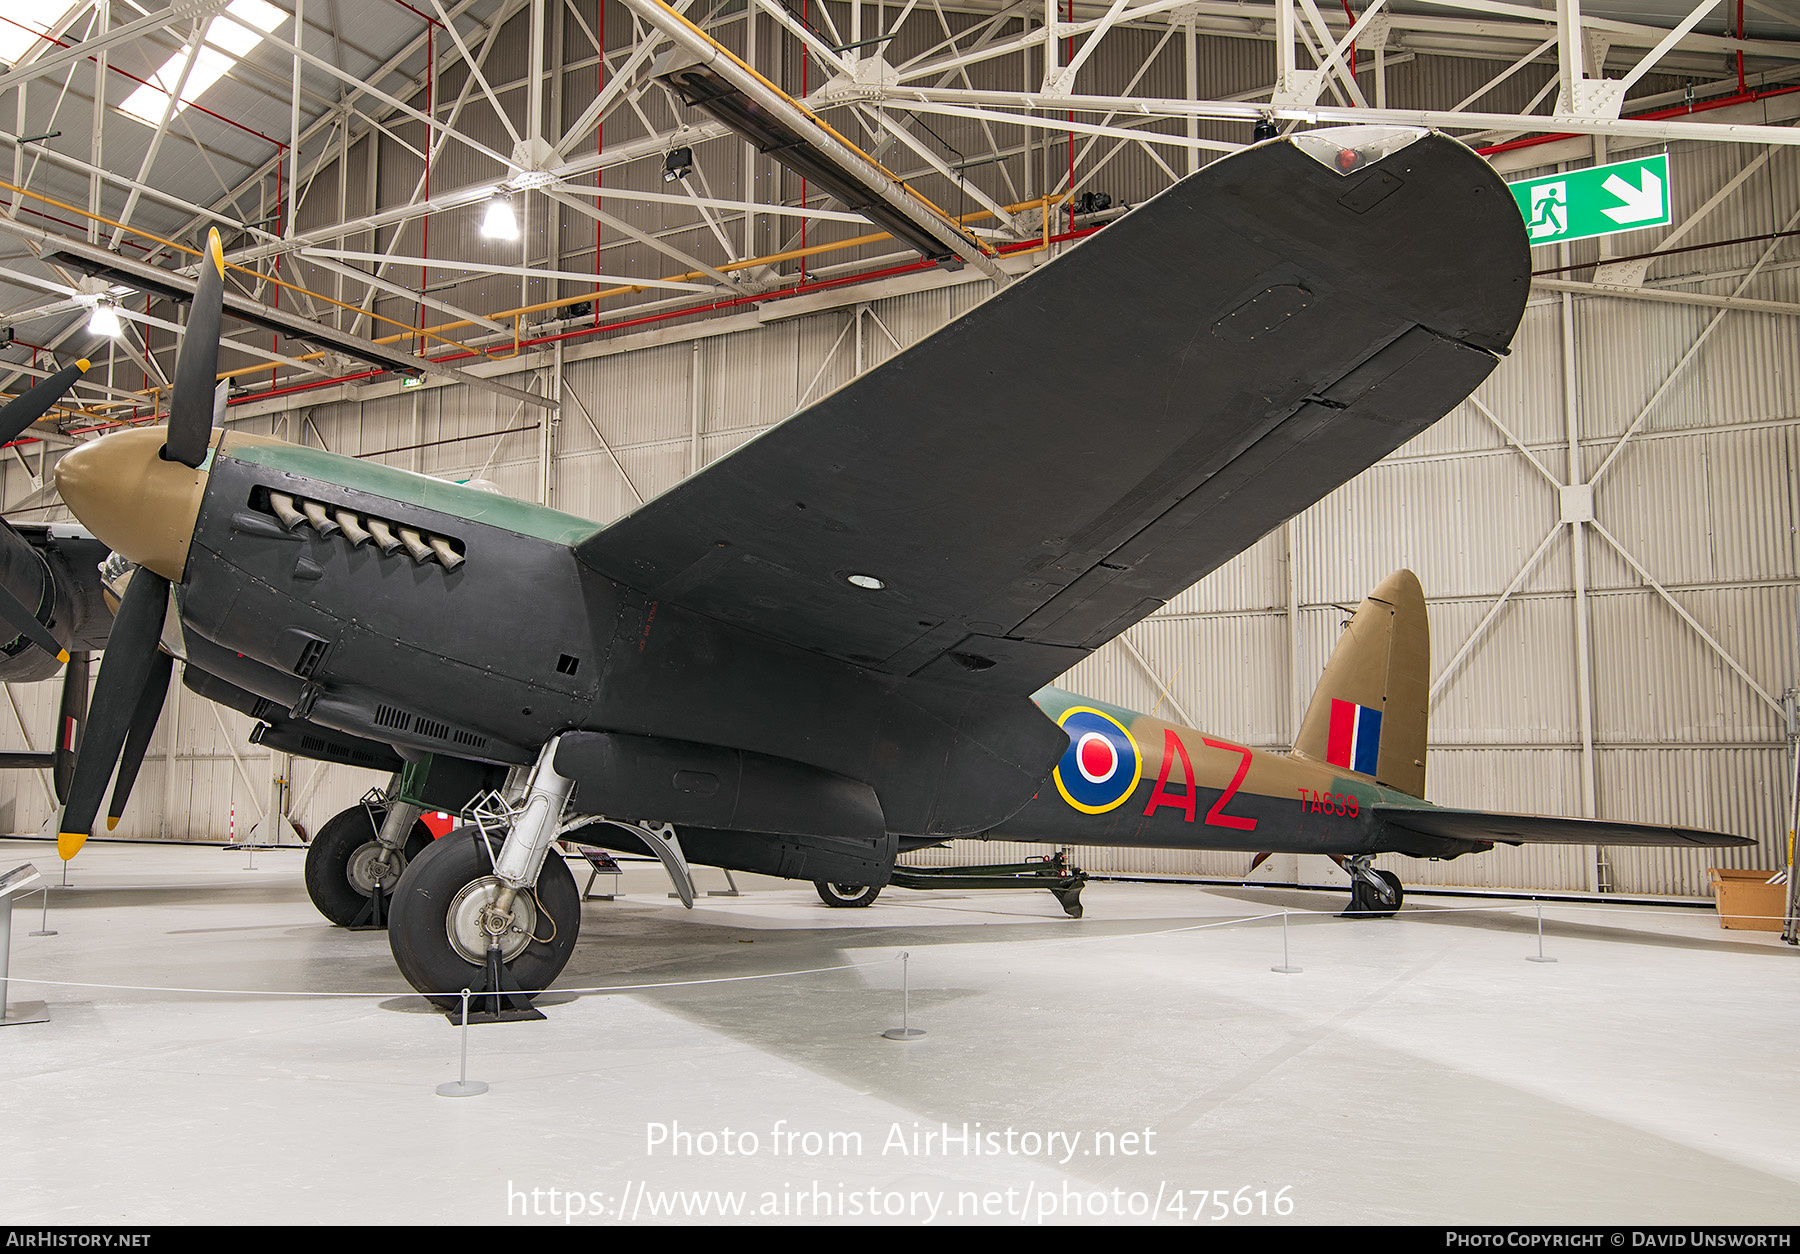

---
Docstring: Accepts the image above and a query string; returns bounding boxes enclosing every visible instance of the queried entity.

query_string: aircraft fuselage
[164,430,1454,870]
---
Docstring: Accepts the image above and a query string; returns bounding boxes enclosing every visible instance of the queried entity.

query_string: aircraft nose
[55,427,209,584]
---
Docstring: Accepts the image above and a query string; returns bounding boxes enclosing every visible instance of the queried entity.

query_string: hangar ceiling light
[119,0,286,127]
[85,298,121,339]
[480,192,518,241]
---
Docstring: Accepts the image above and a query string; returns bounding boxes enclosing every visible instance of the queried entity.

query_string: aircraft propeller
[56,230,226,859]
[0,360,90,664]
[0,358,89,446]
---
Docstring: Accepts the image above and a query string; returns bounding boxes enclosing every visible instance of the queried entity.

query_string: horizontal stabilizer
[1373,804,1753,849]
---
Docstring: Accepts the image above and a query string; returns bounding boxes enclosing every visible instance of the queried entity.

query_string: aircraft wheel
[303,804,433,926]
[1343,869,1402,919]
[1374,870,1404,917]
[815,880,881,908]
[388,828,580,1010]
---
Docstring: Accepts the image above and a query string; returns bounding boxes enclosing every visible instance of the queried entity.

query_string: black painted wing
[576,130,1530,694]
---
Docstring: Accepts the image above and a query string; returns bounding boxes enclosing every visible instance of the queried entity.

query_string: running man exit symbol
[1529,182,1566,241]
[1508,155,1671,246]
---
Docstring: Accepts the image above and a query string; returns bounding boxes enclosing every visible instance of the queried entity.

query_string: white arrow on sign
[1600,167,1664,224]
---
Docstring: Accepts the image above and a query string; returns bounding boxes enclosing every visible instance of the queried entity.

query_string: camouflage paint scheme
[1006,685,1439,857]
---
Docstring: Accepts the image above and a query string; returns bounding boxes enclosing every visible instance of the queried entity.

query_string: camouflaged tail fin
[1291,570,1430,799]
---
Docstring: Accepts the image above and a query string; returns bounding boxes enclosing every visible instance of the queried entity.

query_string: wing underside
[577,129,1531,695]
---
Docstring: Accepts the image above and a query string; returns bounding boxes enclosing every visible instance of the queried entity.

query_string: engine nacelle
[0,523,112,683]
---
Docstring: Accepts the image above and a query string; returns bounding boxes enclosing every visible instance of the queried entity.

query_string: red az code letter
[1202,738,1258,831]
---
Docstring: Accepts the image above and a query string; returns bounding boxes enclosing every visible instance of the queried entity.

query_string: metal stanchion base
[0,1000,49,1026]
[28,930,55,937]
[882,1027,925,1040]
[1526,956,1558,963]
[436,1080,489,1097]
[1271,965,1303,974]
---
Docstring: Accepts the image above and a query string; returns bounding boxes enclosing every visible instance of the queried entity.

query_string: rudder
[1291,569,1429,798]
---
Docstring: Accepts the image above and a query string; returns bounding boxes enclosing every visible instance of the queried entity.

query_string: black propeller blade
[0,578,67,662]
[57,231,224,859]
[162,229,225,469]
[107,648,174,831]
[58,568,170,857]
[0,359,88,446]
[52,651,88,804]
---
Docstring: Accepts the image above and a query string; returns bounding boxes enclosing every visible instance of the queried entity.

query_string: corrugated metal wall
[3,13,1795,899]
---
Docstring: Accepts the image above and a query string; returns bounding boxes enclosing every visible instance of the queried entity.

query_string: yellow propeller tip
[56,649,69,663]
[57,832,87,860]
[106,817,119,831]
[207,230,225,277]
[76,358,91,372]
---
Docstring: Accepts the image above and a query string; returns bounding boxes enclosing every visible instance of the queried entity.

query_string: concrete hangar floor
[3,836,1797,1228]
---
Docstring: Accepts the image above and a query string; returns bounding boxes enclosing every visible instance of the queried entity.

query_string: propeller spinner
[52,229,228,859]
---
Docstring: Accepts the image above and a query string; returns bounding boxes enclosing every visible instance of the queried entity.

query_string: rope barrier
[7,893,1787,1005]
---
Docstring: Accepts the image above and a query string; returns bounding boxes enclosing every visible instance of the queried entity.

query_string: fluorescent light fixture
[87,299,122,338]
[481,193,518,241]
[119,0,286,126]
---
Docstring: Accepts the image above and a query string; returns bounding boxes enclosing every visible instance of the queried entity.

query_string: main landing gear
[1340,856,1403,918]
[815,881,882,908]
[303,785,433,927]
[387,739,582,1013]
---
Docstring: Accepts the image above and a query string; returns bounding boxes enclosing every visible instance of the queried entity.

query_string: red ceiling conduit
[1477,82,1800,158]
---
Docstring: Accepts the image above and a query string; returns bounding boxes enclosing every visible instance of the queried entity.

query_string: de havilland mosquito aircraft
[0,369,423,837]
[42,125,1749,1005]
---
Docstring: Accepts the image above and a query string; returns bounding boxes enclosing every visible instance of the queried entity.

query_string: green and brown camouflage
[1002,571,1446,858]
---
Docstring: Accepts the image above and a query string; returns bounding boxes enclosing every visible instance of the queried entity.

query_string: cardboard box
[1709,868,1789,932]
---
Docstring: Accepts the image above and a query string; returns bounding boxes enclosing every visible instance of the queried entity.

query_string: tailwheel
[388,827,580,1011]
[1344,868,1403,919]
[303,803,432,927]
[815,880,881,908]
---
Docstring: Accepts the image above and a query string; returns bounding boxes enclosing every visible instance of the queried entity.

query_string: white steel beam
[297,253,514,334]
[0,0,233,96]
[108,21,207,251]
[875,84,1800,148]
[1614,0,1720,95]
[425,0,524,150]
[555,182,872,225]
[1589,519,1783,717]
[304,248,716,293]
[542,187,747,291]
[1588,201,1800,489]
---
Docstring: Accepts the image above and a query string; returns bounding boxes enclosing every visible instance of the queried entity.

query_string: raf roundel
[1052,707,1141,814]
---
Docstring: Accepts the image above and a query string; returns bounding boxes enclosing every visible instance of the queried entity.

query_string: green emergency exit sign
[1507,154,1671,245]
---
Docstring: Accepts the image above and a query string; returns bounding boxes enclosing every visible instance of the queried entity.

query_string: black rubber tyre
[1343,869,1403,919]
[814,880,881,908]
[302,804,433,926]
[1374,870,1404,917]
[388,827,581,1009]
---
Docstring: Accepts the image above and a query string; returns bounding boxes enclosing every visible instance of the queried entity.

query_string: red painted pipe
[1477,83,1800,157]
